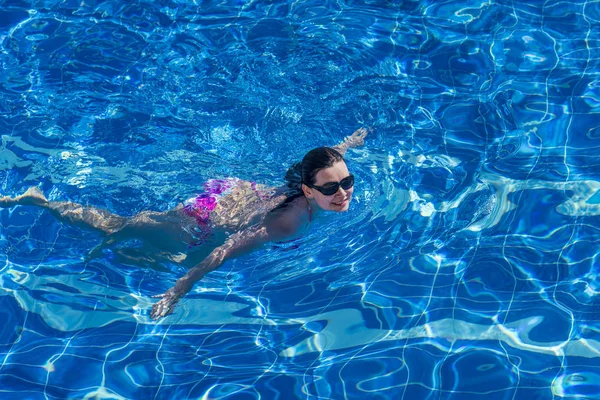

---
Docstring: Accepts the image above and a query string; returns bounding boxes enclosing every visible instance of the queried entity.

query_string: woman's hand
[151,287,183,320]
[343,127,369,149]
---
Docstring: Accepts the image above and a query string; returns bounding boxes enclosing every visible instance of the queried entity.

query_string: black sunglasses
[306,175,354,196]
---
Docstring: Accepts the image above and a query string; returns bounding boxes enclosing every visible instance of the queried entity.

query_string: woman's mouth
[332,199,348,207]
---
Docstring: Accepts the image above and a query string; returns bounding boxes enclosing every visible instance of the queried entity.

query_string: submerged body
[0,180,303,265]
[0,128,368,319]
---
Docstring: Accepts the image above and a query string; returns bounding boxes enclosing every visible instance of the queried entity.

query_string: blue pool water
[1,0,600,398]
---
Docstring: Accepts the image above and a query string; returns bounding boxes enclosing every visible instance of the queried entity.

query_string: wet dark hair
[301,147,344,186]
[284,147,344,194]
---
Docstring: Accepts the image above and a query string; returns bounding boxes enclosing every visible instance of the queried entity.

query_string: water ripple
[1,0,600,398]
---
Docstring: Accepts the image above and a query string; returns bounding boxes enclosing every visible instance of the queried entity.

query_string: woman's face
[303,161,354,212]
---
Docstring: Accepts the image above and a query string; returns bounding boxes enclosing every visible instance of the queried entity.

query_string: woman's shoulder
[264,198,307,239]
[266,194,306,223]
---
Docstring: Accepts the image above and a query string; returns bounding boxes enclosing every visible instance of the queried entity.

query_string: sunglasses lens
[341,175,354,190]
[321,186,338,196]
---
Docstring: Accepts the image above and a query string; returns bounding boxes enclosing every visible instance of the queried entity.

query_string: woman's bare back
[113,180,291,257]
[209,181,287,231]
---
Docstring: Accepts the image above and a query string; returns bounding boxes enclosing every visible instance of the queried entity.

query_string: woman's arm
[150,226,268,319]
[151,217,297,319]
[333,127,369,156]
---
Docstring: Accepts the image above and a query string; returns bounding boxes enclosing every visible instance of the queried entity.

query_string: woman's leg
[2,187,197,261]
[0,187,127,234]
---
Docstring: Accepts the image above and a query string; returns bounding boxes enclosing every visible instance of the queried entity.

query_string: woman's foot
[0,187,48,208]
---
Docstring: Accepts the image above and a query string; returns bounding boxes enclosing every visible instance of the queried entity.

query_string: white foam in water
[402,170,600,230]
[279,310,600,360]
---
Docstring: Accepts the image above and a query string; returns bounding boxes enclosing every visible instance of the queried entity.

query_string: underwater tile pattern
[1,0,600,398]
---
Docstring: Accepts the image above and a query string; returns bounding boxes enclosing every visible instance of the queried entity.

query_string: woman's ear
[302,184,313,198]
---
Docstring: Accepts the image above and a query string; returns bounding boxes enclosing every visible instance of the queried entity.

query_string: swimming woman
[0,127,368,319]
